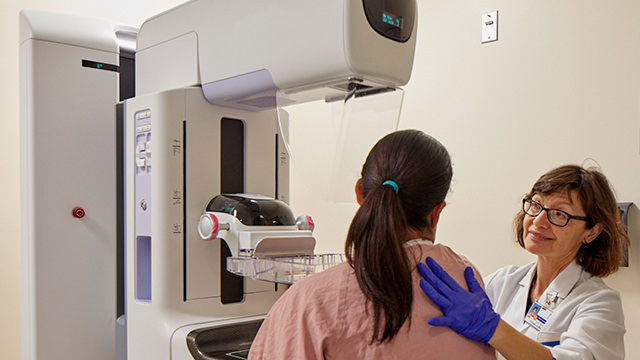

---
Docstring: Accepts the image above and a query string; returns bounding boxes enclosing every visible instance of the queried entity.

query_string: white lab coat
[484,261,625,360]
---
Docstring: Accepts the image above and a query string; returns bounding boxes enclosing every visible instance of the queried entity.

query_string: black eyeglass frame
[522,198,594,228]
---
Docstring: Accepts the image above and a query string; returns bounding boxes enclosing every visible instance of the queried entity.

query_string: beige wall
[296,0,640,357]
[2,0,640,359]
[401,1,640,356]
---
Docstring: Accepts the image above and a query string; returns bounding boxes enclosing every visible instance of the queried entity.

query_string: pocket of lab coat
[537,331,561,347]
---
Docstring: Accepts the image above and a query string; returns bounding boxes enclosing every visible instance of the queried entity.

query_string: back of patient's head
[346,129,452,344]
[359,129,452,231]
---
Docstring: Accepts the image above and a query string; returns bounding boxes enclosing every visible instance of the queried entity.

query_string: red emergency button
[72,207,85,219]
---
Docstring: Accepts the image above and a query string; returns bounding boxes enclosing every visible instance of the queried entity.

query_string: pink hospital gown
[249,242,497,359]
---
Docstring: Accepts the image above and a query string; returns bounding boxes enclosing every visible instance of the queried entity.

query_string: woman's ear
[355,178,364,205]
[429,201,446,229]
[584,223,602,244]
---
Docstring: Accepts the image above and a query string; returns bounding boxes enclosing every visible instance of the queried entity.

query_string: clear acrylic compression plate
[276,81,405,204]
[227,254,346,284]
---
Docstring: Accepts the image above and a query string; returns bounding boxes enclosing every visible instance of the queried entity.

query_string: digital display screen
[82,59,119,72]
[382,11,403,29]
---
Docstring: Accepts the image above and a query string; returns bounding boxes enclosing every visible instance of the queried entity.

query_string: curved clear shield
[277,84,405,205]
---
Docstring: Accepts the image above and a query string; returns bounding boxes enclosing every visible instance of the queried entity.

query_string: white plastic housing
[19,10,128,360]
[198,212,315,257]
[135,0,417,110]
[125,87,288,360]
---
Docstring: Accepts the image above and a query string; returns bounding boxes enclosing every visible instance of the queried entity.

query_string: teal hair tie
[383,180,399,193]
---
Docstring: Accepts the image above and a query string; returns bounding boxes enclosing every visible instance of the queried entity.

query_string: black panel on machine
[220,239,244,304]
[206,194,295,226]
[362,0,415,42]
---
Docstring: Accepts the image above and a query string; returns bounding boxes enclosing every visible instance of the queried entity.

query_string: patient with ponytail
[249,130,497,359]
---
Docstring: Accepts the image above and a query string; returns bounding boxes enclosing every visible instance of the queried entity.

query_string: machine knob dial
[197,212,230,240]
[295,215,315,232]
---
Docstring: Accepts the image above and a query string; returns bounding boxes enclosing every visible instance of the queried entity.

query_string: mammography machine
[125,1,416,358]
[21,1,417,359]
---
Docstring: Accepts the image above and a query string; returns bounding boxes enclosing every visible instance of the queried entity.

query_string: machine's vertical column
[19,11,121,360]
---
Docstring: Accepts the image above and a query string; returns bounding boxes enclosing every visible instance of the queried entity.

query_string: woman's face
[523,191,598,265]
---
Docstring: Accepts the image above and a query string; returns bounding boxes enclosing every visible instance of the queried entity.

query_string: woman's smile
[527,229,553,242]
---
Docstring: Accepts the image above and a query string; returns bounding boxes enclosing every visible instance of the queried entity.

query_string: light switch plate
[482,11,498,43]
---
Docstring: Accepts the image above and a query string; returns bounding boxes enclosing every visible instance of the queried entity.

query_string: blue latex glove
[417,257,500,346]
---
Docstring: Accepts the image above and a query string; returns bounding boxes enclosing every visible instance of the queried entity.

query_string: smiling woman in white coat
[418,164,630,360]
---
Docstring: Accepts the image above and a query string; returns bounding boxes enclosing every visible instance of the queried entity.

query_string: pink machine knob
[197,212,230,240]
[295,215,314,232]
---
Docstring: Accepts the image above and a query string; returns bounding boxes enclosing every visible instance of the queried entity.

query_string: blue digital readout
[82,59,119,72]
[382,12,402,29]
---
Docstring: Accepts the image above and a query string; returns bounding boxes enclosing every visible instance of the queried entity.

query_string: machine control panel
[135,111,152,172]
[134,109,153,302]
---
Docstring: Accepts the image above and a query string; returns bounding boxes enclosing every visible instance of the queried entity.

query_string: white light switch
[482,11,498,43]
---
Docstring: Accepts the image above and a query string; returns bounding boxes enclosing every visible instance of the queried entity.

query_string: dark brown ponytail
[345,129,452,343]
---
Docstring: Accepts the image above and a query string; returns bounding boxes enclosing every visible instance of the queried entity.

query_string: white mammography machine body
[21,0,417,359]
[125,1,416,359]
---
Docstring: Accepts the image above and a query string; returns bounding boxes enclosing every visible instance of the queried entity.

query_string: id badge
[524,301,553,331]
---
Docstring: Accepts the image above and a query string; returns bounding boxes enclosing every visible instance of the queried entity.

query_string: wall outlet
[482,11,498,43]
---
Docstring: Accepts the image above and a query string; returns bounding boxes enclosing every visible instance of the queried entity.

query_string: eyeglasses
[522,199,593,227]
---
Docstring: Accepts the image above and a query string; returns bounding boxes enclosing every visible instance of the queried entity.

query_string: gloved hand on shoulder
[417,257,500,346]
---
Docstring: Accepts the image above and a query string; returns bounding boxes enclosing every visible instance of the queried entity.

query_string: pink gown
[249,241,498,359]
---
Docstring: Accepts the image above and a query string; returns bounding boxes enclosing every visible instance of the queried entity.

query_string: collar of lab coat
[518,260,584,303]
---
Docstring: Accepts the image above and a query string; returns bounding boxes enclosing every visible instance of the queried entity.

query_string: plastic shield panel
[277,86,405,204]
